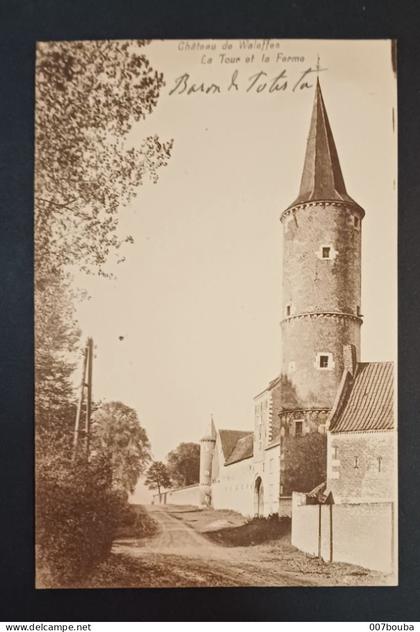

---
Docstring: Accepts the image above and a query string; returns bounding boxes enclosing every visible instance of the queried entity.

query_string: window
[333,446,338,459]
[294,420,303,436]
[315,351,334,370]
[354,456,359,469]
[316,244,337,260]
[378,456,383,472]
[354,216,360,229]
[357,305,361,316]
[286,304,291,317]
[319,354,329,368]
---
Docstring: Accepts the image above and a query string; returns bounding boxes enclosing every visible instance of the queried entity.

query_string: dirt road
[110,505,319,587]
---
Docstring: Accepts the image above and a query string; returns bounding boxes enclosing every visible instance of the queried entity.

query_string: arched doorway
[254,476,264,517]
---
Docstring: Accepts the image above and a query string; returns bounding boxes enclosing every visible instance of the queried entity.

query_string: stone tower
[279,79,365,429]
[199,417,216,506]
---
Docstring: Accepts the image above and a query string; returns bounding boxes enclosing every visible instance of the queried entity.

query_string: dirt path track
[112,505,317,587]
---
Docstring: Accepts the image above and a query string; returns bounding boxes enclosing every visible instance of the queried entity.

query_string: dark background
[0,0,419,622]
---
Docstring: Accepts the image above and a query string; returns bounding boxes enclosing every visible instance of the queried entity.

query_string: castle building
[195,78,371,517]
[151,77,396,573]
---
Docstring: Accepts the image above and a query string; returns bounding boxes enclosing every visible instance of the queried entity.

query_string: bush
[205,514,291,547]
[115,504,158,539]
[36,454,126,586]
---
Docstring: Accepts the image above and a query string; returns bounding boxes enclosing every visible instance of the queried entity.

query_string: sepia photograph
[34,38,397,589]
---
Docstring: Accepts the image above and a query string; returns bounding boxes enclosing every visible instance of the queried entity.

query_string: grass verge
[204,514,291,547]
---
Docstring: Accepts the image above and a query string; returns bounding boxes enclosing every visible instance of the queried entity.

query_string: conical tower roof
[289,78,362,212]
[201,415,216,441]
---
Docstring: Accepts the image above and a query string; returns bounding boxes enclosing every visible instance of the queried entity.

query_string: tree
[166,442,200,488]
[282,432,327,495]
[145,461,172,501]
[35,271,81,464]
[91,402,151,494]
[35,39,173,284]
[34,40,172,585]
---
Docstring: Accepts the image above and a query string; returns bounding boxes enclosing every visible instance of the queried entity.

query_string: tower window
[286,303,292,317]
[354,456,359,469]
[315,351,334,370]
[357,305,362,316]
[378,456,383,472]
[294,420,303,436]
[319,354,329,368]
[353,216,360,229]
[316,244,337,260]
[333,446,338,459]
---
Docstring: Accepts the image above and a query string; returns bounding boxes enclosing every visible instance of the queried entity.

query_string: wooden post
[329,503,333,563]
[84,337,93,458]
[72,343,88,462]
[318,503,322,559]
[390,501,395,575]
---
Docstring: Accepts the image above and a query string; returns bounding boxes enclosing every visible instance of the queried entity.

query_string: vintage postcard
[34,39,397,588]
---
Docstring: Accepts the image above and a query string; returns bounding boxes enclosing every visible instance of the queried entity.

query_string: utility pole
[84,337,93,457]
[72,337,94,463]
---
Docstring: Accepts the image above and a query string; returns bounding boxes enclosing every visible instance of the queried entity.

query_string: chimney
[343,344,357,376]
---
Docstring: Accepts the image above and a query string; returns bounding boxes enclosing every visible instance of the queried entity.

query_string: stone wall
[327,430,396,503]
[280,202,362,410]
[281,315,361,409]
[282,203,362,317]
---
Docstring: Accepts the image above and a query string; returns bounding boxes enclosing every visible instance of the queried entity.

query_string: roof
[328,362,394,433]
[254,374,281,399]
[201,416,217,441]
[225,433,254,465]
[306,481,334,505]
[218,429,252,461]
[288,79,363,212]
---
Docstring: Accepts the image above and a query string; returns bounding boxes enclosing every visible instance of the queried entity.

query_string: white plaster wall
[155,484,201,506]
[263,444,281,516]
[212,458,254,516]
[210,446,283,518]
[291,492,319,556]
[292,493,396,574]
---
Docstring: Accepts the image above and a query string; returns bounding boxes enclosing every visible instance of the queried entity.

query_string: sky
[72,39,397,468]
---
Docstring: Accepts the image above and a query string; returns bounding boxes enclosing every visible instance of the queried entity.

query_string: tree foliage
[145,461,172,498]
[166,442,200,487]
[36,453,126,586]
[91,401,151,494]
[35,270,81,464]
[35,39,173,282]
[282,432,327,495]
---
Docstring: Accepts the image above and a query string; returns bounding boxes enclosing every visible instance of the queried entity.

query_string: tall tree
[35,40,172,584]
[145,461,172,501]
[91,402,151,494]
[166,442,200,488]
[35,271,81,462]
[282,432,327,495]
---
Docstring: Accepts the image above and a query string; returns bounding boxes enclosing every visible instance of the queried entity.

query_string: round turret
[280,79,364,412]
[199,417,216,506]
